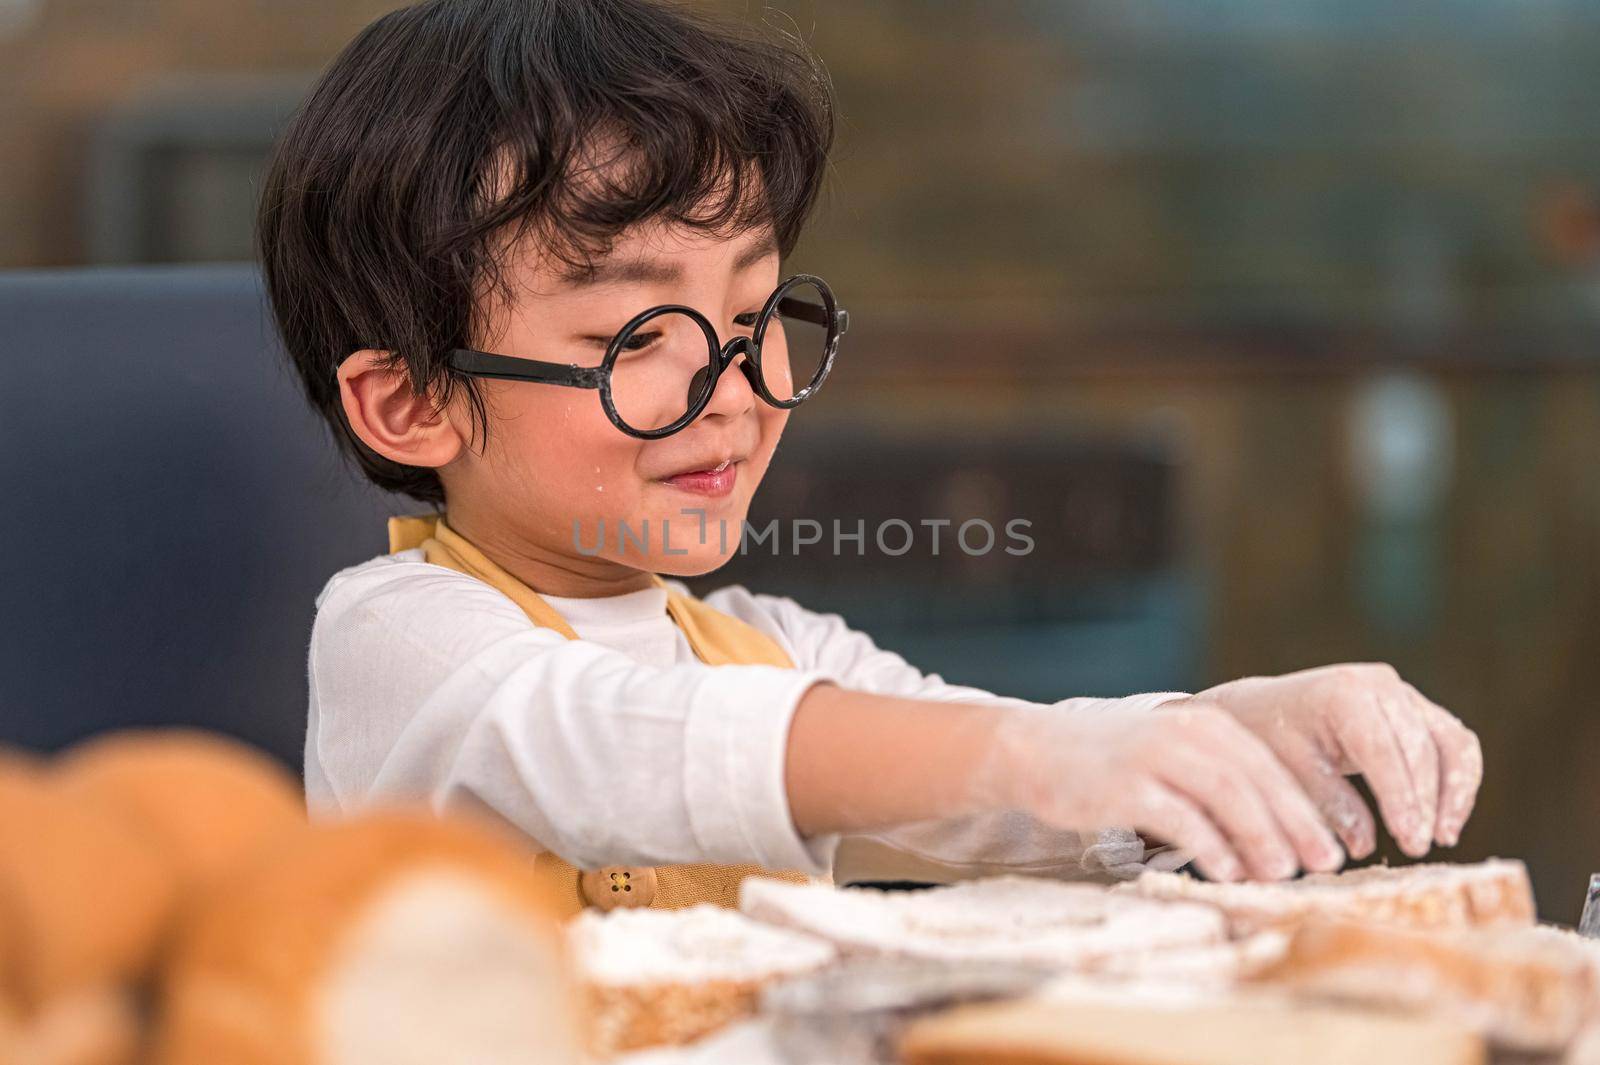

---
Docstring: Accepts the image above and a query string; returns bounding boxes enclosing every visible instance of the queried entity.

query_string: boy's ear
[336,349,464,469]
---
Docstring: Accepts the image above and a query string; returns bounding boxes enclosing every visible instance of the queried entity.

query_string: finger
[1272,732,1377,860]
[1216,720,1347,873]
[1378,684,1442,847]
[1157,743,1301,881]
[1408,687,1483,846]
[1129,778,1245,883]
[1329,690,1431,857]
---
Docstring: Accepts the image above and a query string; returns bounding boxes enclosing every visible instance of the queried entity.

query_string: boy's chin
[627,500,750,578]
[646,544,740,579]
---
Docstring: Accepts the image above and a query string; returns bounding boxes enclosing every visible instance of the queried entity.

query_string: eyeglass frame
[444,272,849,440]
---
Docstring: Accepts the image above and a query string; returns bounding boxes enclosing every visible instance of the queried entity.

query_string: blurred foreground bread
[0,746,43,778]
[898,995,1487,1065]
[740,875,1227,970]
[1125,859,1535,936]
[569,899,836,1057]
[0,770,174,1011]
[0,727,305,1055]
[153,810,580,1065]
[56,730,305,896]
[0,986,140,1065]
[1259,918,1600,1052]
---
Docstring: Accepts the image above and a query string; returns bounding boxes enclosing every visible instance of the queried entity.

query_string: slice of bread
[739,875,1227,970]
[898,995,1487,1065]
[152,810,579,1065]
[1123,860,1536,936]
[1257,918,1600,1052]
[569,900,836,1058]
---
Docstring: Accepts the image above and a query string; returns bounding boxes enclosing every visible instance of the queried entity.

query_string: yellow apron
[387,511,816,917]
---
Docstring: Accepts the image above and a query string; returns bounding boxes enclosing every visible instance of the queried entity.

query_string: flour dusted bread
[898,994,1487,1065]
[570,900,836,1057]
[1125,859,1536,936]
[1259,918,1600,1052]
[0,769,175,1011]
[55,730,305,896]
[153,810,580,1065]
[739,875,1226,970]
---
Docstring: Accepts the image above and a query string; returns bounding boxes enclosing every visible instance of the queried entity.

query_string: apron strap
[391,512,793,664]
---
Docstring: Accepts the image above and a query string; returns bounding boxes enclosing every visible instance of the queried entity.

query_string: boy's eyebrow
[562,232,780,288]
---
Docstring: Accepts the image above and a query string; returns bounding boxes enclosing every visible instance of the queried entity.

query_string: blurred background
[2,0,1598,918]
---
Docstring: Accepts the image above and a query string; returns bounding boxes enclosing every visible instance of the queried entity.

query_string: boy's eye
[581,330,659,350]
[733,309,777,329]
[616,330,661,353]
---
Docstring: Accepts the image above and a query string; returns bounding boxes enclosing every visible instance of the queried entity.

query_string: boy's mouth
[658,458,738,497]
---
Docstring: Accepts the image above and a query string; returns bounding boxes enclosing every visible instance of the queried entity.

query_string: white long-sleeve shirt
[305,548,1190,882]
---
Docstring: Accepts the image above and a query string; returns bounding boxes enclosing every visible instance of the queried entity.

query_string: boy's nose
[686,359,758,412]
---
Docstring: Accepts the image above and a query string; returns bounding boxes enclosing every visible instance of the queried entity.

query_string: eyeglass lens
[607,278,831,434]
[608,310,715,433]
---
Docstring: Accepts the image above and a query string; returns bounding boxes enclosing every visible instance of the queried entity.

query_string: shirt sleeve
[306,559,837,876]
[698,582,1193,883]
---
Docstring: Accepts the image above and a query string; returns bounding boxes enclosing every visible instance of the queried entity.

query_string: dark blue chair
[0,265,395,766]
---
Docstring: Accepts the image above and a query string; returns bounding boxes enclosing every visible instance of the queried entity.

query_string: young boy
[261,0,1482,912]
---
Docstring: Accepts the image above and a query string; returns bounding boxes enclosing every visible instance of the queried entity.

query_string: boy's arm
[715,586,1482,876]
[784,682,1343,883]
[311,567,1474,884]
[701,585,1192,882]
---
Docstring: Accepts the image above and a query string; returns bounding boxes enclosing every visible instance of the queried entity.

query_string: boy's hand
[1194,662,1482,861]
[989,700,1346,883]
[786,664,1482,886]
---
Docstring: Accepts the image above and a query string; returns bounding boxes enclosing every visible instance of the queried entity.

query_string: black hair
[257,0,835,503]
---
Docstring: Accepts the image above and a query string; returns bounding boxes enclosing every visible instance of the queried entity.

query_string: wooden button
[579,866,658,910]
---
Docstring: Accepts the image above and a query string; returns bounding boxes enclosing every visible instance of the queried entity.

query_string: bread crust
[582,977,766,1057]
[1124,860,1536,936]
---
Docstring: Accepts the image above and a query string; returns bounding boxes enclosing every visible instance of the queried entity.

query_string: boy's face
[439,220,790,584]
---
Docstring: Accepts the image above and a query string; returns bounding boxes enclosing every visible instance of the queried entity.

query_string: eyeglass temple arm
[448,348,604,388]
[776,295,849,335]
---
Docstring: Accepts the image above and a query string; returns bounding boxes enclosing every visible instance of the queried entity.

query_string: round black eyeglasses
[446,273,848,439]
